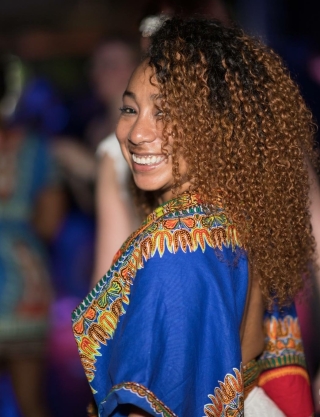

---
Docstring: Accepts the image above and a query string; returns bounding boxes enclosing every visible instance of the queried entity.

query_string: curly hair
[144,16,318,307]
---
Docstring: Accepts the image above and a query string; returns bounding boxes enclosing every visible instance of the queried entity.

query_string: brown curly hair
[143,16,318,307]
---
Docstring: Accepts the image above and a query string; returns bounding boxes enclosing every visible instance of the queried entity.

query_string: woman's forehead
[127,61,158,93]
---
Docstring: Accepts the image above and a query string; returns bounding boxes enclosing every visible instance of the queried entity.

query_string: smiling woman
[73,16,318,417]
[116,61,190,203]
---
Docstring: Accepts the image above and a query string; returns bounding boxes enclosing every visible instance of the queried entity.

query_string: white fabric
[244,387,286,416]
[96,133,130,201]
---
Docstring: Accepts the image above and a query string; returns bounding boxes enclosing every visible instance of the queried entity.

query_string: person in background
[88,38,139,148]
[308,163,320,414]
[53,37,138,212]
[89,38,139,283]
[0,76,65,417]
[73,16,318,416]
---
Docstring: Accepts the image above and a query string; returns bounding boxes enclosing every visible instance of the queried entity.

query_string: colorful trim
[259,315,306,370]
[258,365,310,386]
[112,192,204,263]
[144,192,204,224]
[243,359,260,399]
[204,367,244,417]
[259,353,306,370]
[107,382,177,417]
[263,315,303,354]
[72,192,242,384]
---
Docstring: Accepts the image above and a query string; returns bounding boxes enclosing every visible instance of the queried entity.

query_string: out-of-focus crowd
[0,1,319,417]
[0,31,141,417]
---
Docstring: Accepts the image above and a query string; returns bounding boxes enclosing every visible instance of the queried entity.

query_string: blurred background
[0,0,319,416]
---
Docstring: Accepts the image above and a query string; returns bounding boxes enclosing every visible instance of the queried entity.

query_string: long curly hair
[144,16,318,307]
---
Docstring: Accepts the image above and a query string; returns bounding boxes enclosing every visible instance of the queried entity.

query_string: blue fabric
[73,193,248,416]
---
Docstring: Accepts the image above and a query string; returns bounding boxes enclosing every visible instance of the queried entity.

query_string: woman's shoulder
[146,192,240,249]
[72,193,248,378]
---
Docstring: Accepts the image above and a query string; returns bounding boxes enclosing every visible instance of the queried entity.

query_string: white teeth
[132,154,164,165]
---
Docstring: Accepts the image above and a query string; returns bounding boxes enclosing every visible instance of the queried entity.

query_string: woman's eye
[119,107,136,115]
[155,109,164,117]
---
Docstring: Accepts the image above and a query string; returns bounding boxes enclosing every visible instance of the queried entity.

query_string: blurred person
[73,16,318,417]
[88,38,139,147]
[295,161,320,414]
[53,37,138,178]
[0,73,65,417]
[84,37,139,283]
[307,162,320,414]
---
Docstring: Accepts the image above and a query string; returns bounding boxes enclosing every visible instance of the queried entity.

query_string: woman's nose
[129,116,157,145]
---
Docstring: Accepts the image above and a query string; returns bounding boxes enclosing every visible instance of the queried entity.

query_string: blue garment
[73,192,248,416]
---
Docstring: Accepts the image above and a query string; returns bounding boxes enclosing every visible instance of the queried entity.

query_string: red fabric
[259,366,314,417]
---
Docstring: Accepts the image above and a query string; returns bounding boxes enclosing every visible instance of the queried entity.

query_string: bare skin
[33,186,67,241]
[92,154,138,284]
[240,272,265,364]
[7,356,53,417]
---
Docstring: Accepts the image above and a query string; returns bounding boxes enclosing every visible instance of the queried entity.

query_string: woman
[72,17,318,416]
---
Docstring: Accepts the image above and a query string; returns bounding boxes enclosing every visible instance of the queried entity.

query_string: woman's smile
[132,153,166,166]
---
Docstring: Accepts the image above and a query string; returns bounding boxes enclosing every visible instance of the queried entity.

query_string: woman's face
[116,61,189,204]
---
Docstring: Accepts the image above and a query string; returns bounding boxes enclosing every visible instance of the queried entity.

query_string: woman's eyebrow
[122,90,135,99]
[122,91,163,101]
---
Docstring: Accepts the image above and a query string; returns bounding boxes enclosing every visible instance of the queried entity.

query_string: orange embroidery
[109,382,177,417]
[84,306,96,320]
[181,217,196,228]
[204,367,244,417]
[263,316,304,358]
[163,219,179,229]
[73,316,84,335]
[259,366,310,386]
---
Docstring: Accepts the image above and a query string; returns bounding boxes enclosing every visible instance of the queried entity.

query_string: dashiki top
[72,192,313,417]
